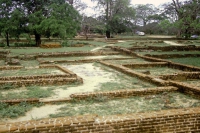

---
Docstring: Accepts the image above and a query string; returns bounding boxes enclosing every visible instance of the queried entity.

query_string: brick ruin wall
[110,46,200,72]
[70,86,178,100]
[100,61,168,86]
[129,45,200,52]
[0,65,83,87]
[0,86,178,105]
[145,53,200,59]
[0,49,200,132]
[37,57,134,64]
[36,51,120,58]
[0,107,199,133]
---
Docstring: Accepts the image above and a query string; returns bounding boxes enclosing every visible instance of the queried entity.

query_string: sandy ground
[164,41,184,46]
[147,35,175,38]
[45,63,117,99]
[91,47,103,51]
[118,40,126,43]
[91,44,114,52]
[7,105,65,123]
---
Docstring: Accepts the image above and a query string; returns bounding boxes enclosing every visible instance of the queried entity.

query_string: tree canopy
[0,0,81,46]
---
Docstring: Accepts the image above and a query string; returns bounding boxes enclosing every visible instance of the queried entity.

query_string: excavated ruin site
[0,39,200,132]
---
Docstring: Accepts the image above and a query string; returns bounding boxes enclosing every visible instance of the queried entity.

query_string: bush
[14,42,36,47]
[0,102,33,118]
[0,83,14,90]
[61,40,70,47]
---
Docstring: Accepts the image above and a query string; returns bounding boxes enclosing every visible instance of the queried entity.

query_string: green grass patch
[20,60,39,68]
[0,68,65,77]
[132,66,183,76]
[94,63,155,91]
[0,86,54,100]
[0,60,5,66]
[39,55,133,62]
[6,40,107,56]
[136,51,200,56]
[0,102,33,118]
[106,58,149,64]
[49,92,200,118]
[167,57,200,67]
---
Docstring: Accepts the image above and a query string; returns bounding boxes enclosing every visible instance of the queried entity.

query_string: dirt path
[7,105,65,123]
[164,41,184,46]
[91,44,114,52]
[44,63,117,99]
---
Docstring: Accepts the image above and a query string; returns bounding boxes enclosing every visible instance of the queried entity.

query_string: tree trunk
[106,30,110,38]
[35,33,41,47]
[106,1,110,38]
[176,29,182,38]
[6,32,9,47]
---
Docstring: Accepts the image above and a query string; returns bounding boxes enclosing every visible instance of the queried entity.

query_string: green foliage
[0,83,14,90]
[13,42,36,47]
[0,102,33,118]
[26,86,54,98]
[0,0,81,46]
[40,2,81,40]
[61,40,70,47]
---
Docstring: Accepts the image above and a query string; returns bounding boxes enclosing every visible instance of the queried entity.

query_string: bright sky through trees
[82,0,172,16]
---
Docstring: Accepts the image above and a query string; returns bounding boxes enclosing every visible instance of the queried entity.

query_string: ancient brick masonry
[37,51,119,58]
[100,61,168,86]
[0,66,23,70]
[0,65,83,87]
[110,46,200,72]
[37,57,134,64]
[0,107,199,133]
[70,86,178,100]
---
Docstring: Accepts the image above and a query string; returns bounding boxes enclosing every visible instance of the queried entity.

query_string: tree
[40,2,81,39]
[91,0,134,38]
[134,4,157,26]
[167,0,200,38]
[0,0,81,47]
[20,0,81,46]
[0,0,19,46]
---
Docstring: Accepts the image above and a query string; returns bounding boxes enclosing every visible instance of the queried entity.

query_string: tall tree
[134,4,157,26]
[0,0,16,46]
[0,0,81,47]
[169,0,200,38]
[40,2,81,39]
[91,0,133,38]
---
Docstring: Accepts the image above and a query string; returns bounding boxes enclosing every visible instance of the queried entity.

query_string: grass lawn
[0,68,65,77]
[167,57,200,67]
[49,92,200,118]
[136,51,200,55]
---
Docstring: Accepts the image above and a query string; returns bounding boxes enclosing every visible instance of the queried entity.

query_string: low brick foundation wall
[0,86,177,105]
[145,53,200,59]
[129,45,200,52]
[0,66,23,70]
[0,107,199,133]
[100,61,168,86]
[37,57,134,64]
[123,62,168,68]
[110,46,200,72]
[70,86,178,100]
[0,64,82,87]
[0,77,82,87]
[37,51,120,58]
[169,81,200,98]
[159,72,200,80]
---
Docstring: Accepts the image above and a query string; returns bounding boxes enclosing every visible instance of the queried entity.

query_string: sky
[130,0,171,6]
[82,0,172,16]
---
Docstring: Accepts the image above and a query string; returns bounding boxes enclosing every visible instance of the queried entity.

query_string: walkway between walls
[164,41,184,46]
